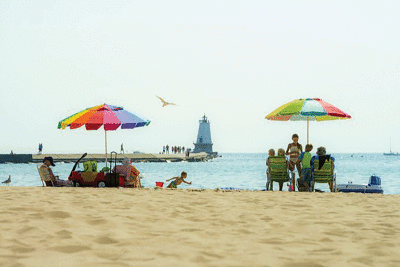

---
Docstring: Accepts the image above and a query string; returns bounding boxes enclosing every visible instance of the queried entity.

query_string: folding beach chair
[311,157,336,192]
[37,165,55,186]
[267,156,293,191]
[297,176,311,192]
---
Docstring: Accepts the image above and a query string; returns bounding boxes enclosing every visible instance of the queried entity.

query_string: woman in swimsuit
[286,134,303,180]
[166,171,191,188]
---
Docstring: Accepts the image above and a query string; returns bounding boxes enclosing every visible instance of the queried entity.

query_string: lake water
[0,153,398,194]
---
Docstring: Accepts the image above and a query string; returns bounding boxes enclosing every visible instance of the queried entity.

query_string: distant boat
[383,152,400,156]
[384,138,399,156]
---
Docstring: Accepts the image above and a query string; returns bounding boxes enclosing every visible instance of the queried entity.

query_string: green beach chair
[311,158,336,192]
[268,156,292,191]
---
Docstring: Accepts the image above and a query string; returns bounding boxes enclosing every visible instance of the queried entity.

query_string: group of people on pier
[162,145,186,154]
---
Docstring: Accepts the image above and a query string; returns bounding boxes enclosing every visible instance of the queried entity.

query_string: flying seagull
[156,96,177,107]
[2,175,11,186]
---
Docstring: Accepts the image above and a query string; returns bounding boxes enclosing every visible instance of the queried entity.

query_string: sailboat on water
[383,138,399,156]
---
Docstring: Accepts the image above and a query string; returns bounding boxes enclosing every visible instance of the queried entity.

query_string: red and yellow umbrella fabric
[265,98,351,142]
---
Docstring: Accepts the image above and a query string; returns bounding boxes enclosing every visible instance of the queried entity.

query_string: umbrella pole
[307,117,309,144]
[105,130,108,167]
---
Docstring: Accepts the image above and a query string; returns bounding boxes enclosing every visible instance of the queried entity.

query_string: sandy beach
[0,187,399,267]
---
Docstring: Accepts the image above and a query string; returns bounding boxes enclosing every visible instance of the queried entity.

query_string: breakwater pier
[0,152,214,164]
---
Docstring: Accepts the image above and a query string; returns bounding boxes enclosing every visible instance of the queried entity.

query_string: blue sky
[1,1,400,154]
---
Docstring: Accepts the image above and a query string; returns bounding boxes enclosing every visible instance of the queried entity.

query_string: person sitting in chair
[311,146,335,192]
[113,157,141,188]
[39,157,71,186]
[265,148,275,190]
[277,148,289,191]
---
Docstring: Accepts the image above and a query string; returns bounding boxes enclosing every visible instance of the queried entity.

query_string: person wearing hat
[39,157,70,186]
[310,146,335,192]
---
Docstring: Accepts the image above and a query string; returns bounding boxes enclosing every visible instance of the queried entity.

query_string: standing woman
[286,134,303,184]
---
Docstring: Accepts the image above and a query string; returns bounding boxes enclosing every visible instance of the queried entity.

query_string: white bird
[2,175,11,186]
[156,96,177,107]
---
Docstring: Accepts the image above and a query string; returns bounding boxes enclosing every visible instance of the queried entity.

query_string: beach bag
[83,161,97,172]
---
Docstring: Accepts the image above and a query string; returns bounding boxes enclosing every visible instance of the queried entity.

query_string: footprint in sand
[10,207,29,212]
[260,216,273,222]
[56,230,73,239]
[260,238,285,245]
[94,235,119,245]
[319,237,333,242]
[345,222,365,227]
[200,250,224,260]
[86,218,108,225]
[45,211,71,219]
[181,228,202,233]
[11,246,36,253]
[27,212,44,220]
[284,261,324,267]
[51,245,91,253]
[17,226,36,234]
[9,239,37,254]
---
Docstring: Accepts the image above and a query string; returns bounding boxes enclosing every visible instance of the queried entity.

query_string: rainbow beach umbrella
[58,104,151,165]
[265,98,351,143]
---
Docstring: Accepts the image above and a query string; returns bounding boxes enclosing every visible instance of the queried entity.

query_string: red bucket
[155,182,164,188]
[119,177,125,187]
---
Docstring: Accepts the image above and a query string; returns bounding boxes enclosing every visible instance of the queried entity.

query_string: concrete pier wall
[0,152,213,164]
[0,154,33,163]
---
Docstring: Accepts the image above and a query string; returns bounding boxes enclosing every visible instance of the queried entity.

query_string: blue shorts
[301,168,312,184]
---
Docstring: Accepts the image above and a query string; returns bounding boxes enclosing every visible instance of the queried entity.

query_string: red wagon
[68,152,123,188]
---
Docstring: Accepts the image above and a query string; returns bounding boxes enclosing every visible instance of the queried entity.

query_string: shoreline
[0,187,399,266]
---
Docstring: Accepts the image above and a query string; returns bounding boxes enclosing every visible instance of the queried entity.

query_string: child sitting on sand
[297,144,313,191]
[166,171,192,188]
[265,149,275,190]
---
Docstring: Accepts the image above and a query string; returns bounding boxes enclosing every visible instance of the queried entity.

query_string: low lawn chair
[311,158,336,192]
[268,156,293,191]
[37,165,55,186]
[297,176,311,192]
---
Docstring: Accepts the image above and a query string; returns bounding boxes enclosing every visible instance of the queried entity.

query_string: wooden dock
[0,152,213,164]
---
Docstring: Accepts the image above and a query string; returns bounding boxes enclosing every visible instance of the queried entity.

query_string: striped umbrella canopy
[58,104,151,165]
[265,98,351,143]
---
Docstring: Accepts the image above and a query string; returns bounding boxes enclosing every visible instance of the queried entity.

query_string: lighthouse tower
[193,115,214,154]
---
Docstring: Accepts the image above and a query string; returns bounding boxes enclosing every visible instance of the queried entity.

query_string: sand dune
[0,187,399,266]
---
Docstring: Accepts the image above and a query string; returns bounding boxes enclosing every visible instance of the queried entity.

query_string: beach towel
[318,155,331,170]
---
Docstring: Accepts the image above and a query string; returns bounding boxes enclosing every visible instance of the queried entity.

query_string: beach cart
[68,152,121,187]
